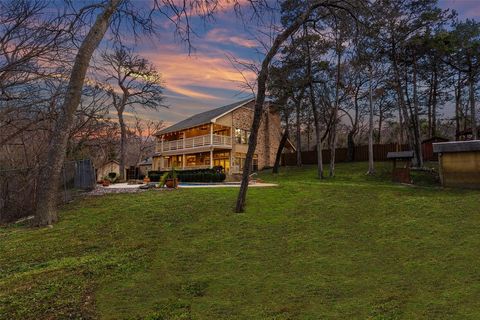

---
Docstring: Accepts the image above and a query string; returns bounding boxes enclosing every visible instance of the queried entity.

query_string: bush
[149,169,226,183]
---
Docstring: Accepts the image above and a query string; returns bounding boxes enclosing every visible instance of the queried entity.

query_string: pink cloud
[142,44,257,100]
[204,28,258,48]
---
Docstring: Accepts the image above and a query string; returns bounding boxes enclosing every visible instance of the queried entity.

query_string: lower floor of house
[152,149,258,174]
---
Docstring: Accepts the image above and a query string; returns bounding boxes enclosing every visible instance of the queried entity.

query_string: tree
[235,0,359,212]
[34,0,122,226]
[101,45,165,180]
[444,20,480,139]
[32,0,226,226]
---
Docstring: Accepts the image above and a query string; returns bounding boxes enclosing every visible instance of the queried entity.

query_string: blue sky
[128,0,480,126]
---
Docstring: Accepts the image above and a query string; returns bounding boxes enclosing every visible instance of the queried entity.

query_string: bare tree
[235,0,359,212]
[34,0,122,226]
[101,45,165,180]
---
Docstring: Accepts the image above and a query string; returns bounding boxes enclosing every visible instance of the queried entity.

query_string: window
[234,128,250,144]
[235,153,258,171]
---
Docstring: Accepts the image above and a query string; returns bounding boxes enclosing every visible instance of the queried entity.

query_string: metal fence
[0,159,95,223]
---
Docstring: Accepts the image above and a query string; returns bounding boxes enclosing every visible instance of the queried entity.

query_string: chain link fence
[0,159,95,223]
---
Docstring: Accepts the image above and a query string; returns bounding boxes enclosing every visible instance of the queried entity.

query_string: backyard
[1,162,480,319]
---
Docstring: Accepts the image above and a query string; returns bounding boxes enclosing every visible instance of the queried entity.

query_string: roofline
[210,98,255,123]
[154,98,255,136]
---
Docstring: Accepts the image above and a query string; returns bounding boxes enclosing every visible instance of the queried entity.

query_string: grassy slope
[1,162,479,320]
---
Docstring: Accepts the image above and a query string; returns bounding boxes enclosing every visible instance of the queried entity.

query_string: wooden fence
[282,143,409,165]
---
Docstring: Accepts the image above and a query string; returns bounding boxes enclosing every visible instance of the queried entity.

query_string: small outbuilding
[96,160,120,182]
[386,151,414,184]
[433,140,480,189]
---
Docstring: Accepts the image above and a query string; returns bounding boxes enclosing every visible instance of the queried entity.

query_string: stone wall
[231,101,282,169]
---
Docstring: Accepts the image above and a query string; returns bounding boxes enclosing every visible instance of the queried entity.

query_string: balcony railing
[158,134,232,153]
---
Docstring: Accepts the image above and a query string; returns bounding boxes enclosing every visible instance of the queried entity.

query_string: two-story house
[152,98,289,174]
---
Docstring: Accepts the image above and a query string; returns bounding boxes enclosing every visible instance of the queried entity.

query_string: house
[152,98,288,174]
[433,140,480,189]
[137,157,153,177]
[96,160,120,181]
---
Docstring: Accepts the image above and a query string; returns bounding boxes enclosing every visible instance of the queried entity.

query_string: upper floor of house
[154,98,282,156]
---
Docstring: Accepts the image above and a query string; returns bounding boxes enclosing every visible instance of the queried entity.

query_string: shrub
[149,168,226,183]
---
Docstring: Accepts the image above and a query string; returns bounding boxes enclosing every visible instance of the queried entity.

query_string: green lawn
[1,162,480,319]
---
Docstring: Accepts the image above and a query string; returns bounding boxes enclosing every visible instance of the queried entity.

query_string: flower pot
[143,177,151,183]
[102,180,110,187]
[165,178,179,188]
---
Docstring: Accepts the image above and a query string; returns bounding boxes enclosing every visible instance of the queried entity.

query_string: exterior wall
[439,151,480,189]
[96,161,120,180]
[151,101,283,173]
[231,102,282,170]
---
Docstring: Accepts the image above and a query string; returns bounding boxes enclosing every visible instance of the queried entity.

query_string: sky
[126,0,480,127]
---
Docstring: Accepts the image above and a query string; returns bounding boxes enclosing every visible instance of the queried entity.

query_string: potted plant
[158,172,169,188]
[102,176,111,187]
[165,168,179,188]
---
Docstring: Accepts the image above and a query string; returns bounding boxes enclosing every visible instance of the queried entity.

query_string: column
[210,150,213,169]
[182,154,185,169]
[183,132,186,149]
[210,123,213,145]
[161,136,164,152]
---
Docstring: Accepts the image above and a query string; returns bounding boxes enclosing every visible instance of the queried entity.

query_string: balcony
[157,134,232,154]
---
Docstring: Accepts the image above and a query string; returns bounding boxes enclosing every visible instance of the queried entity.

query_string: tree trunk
[304,24,323,179]
[272,127,289,174]
[412,55,423,167]
[329,45,342,177]
[118,109,127,181]
[346,131,355,162]
[377,107,383,144]
[455,72,462,140]
[295,95,303,167]
[468,72,478,139]
[34,0,120,226]
[367,66,375,174]
[431,67,438,137]
[235,3,321,213]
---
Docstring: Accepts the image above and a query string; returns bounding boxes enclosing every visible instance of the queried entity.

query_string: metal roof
[433,140,480,153]
[156,98,254,135]
[387,151,414,159]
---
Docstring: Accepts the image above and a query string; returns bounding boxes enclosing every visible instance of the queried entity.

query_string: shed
[422,136,449,161]
[433,140,480,189]
[96,160,120,181]
[386,151,414,183]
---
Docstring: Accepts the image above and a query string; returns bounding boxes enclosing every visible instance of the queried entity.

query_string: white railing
[162,164,211,171]
[158,134,232,153]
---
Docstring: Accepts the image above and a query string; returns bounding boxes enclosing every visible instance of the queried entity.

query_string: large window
[235,153,258,172]
[234,128,250,144]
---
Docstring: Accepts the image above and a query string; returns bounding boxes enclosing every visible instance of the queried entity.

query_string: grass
[1,162,480,319]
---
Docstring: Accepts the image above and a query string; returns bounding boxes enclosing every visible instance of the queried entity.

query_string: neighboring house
[137,157,153,176]
[152,98,290,174]
[96,160,120,181]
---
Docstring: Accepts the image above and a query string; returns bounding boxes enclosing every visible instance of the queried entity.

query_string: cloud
[141,44,257,101]
[204,28,258,48]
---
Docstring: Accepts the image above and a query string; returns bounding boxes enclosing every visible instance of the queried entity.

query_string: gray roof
[433,140,480,153]
[387,151,414,159]
[156,98,254,135]
[137,157,152,166]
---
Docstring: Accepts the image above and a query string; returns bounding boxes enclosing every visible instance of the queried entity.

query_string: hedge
[148,168,226,183]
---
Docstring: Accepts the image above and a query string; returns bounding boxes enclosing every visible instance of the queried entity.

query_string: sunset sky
[124,0,480,126]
